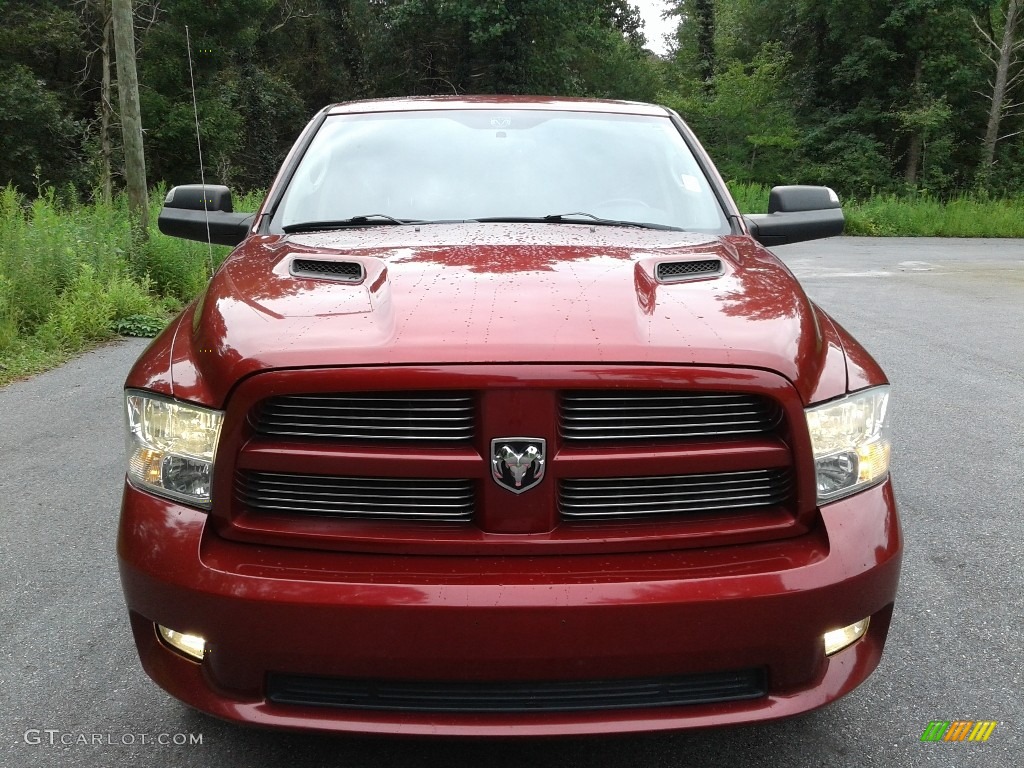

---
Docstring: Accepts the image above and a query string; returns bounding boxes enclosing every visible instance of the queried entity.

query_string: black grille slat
[253,392,474,443]
[266,669,767,713]
[290,259,363,281]
[560,469,792,519]
[560,391,780,442]
[656,259,722,281]
[238,472,474,521]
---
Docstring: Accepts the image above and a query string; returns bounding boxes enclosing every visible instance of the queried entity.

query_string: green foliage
[0,178,267,382]
[566,14,665,100]
[668,43,802,183]
[35,264,119,351]
[142,87,244,191]
[138,0,313,191]
[4,0,1023,202]
[3,0,668,196]
[726,182,771,214]
[804,120,896,196]
[112,314,170,337]
[223,66,305,189]
[137,230,219,301]
[670,1,717,87]
[0,274,16,352]
[844,194,1024,237]
[0,2,87,192]
[664,0,1012,198]
[0,64,83,193]
[362,0,662,98]
[0,185,197,381]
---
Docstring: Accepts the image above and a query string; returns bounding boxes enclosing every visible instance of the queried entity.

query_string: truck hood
[181,223,839,403]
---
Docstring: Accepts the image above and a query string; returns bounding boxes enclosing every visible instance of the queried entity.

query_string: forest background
[1,0,1023,381]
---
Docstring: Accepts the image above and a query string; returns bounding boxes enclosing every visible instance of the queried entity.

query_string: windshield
[272,109,730,234]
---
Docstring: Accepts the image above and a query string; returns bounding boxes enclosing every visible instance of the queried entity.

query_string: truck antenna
[185,24,214,274]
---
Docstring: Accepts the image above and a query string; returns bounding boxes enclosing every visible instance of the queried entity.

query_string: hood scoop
[290,258,364,282]
[656,258,723,283]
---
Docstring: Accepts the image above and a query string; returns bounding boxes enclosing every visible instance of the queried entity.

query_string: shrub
[34,264,115,351]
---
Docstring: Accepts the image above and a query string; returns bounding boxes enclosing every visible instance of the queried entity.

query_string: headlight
[125,391,224,508]
[805,386,891,504]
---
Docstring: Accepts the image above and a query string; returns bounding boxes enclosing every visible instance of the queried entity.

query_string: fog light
[824,617,870,656]
[157,625,206,661]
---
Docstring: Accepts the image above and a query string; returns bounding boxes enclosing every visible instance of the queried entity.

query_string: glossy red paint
[119,480,900,736]
[126,228,856,409]
[120,97,901,735]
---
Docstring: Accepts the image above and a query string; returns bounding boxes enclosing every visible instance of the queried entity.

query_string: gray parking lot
[1,237,1021,767]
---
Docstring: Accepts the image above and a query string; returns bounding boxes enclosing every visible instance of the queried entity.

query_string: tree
[137,0,323,190]
[670,0,716,89]
[692,0,715,87]
[0,65,80,192]
[664,43,801,183]
[0,2,85,193]
[77,0,116,202]
[112,0,147,233]
[363,0,657,97]
[603,0,647,48]
[976,0,1024,183]
[98,1,114,203]
[4,0,1019,200]
[671,0,989,196]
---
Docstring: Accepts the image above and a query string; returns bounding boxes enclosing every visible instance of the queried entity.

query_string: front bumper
[117,479,901,736]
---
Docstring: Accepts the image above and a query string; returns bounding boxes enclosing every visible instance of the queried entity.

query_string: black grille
[560,391,781,443]
[656,259,722,281]
[237,471,474,521]
[252,392,474,443]
[266,669,766,713]
[560,469,792,519]
[290,258,363,281]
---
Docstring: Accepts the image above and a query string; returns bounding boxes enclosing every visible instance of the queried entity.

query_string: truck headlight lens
[125,391,224,507]
[806,386,891,504]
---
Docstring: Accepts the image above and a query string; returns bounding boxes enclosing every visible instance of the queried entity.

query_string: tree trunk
[99,0,113,204]
[904,58,925,186]
[112,0,148,235]
[980,0,1023,178]
[904,133,922,186]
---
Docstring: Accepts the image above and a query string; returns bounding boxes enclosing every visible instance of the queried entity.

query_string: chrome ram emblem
[490,438,546,494]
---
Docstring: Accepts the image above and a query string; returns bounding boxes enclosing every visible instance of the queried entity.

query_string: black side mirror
[743,185,845,247]
[164,184,234,213]
[158,184,254,246]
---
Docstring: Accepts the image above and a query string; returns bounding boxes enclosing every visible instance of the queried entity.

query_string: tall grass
[726,182,771,215]
[843,194,1024,237]
[0,185,250,384]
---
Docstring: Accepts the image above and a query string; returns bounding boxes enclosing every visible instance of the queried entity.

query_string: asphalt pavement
[1,237,1021,767]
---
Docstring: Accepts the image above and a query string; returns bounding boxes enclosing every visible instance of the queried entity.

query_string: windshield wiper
[474,214,683,231]
[283,214,415,233]
[284,213,684,234]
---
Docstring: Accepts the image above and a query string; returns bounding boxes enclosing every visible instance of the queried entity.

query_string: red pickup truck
[118,96,901,736]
